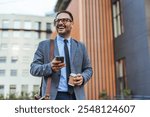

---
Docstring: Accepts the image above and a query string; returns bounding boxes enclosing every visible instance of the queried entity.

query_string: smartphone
[55,56,64,63]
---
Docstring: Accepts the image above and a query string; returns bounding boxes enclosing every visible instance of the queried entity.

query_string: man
[30,10,93,100]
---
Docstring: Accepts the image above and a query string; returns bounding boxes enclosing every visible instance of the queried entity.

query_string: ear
[70,22,74,28]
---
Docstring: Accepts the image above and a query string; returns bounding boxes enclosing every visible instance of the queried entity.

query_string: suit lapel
[53,38,61,75]
[70,38,78,64]
[54,38,59,57]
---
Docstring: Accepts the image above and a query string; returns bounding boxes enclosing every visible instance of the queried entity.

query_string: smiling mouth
[57,27,65,32]
[58,27,64,29]
[57,26,65,29]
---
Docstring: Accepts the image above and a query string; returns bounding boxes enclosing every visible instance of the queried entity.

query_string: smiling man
[30,10,93,100]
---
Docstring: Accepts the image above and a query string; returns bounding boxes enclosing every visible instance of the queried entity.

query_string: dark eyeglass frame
[54,18,72,25]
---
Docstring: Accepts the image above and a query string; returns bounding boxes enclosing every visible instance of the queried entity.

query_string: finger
[74,80,82,86]
[52,63,63,67]
[75,76,82,81]
[59,63,65,66]
[74,77,83,85]
[57,63,66,68]
[74,79,81,84]
[52,61,61,64]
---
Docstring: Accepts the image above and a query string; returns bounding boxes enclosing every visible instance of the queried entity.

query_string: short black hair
[55,10,74,21]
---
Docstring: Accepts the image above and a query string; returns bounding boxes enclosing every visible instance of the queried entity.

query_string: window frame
[112,0,124,38]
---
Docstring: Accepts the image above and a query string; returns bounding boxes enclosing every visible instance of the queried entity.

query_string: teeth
[58,27,64,29]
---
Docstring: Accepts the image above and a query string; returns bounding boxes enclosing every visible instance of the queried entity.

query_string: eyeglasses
[54,18,72,24]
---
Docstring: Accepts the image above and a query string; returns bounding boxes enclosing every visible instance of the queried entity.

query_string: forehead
[56,13,71,19]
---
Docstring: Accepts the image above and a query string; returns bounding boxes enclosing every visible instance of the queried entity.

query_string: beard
[56,24,71,37]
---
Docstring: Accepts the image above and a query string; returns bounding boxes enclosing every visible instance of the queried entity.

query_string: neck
[58,33,70,39]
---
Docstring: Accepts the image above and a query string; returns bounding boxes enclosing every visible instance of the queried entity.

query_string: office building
[0,14,53,98]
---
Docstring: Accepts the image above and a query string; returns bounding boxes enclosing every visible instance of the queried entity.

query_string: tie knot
[64,39,68,44]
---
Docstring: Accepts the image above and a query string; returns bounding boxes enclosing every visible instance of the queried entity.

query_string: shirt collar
[56,35,71,44]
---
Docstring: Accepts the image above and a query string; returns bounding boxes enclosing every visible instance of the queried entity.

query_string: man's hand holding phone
[51,56,65,72]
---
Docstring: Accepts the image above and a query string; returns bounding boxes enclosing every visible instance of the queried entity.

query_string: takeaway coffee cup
[68,73,77,86]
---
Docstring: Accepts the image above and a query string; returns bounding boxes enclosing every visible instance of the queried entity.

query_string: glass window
[0,43,8,50]
[46,23,51,30]
[9,85,16,94]
[10,69,17,76]
[11,56,18,63]
[34,22,41,30]
[33,85,39,93]
[12,44,19,50]
[46,23,51,39]
[33,32,39,39]
[24,21,31,29]
[21,85,28,94]
[0,85,4,96]
[116,60,124,78]
[113,0,124,38]
[33,22,41,38]
[116,58,127,95]
[13,31,21,38]
[2,20,9,29]
[2,31,9,38]
[0,56,6,63]
[24,31,31,38]
[14,20,21,29]
[0,69,5,76]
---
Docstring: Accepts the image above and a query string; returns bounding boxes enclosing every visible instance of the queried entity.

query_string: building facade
[0,14,53,98]
[54,0,150,99]
[113,0,150,99]
[54,0,116,100]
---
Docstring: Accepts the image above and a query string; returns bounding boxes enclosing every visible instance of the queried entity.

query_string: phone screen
[55,56,64,63]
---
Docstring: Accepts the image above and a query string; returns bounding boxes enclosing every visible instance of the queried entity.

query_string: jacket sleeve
[30,41,53,77]
[81,43,93,85]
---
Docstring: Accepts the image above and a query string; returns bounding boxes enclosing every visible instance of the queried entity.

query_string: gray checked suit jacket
[30,38,93,100]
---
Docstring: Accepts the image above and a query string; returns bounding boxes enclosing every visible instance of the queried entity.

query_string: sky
[0,0,57,16]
